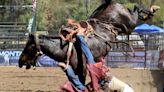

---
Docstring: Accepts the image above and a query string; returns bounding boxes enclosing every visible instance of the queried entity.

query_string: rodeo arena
[0,0,164,92]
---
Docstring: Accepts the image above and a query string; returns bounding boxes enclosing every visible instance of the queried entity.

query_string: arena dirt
[0,66,163,92]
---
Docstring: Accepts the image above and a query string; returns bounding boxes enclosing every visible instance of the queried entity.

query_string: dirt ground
[0,66,164,92]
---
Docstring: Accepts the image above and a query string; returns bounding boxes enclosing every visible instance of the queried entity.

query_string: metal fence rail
[107,32,164,69]
[0,22,28,66]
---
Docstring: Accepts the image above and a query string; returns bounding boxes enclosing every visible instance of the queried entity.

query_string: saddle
[59,21,94,42]
[59,20,95,71]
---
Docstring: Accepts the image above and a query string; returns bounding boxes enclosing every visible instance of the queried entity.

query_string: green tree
[1,0,163,33]
[36,0,100,33]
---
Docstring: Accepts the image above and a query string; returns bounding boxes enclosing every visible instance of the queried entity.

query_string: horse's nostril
[18,64,23,68]
[18,61,23,68]
[19,64,23,68]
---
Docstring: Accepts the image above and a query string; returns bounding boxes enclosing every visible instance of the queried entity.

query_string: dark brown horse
[18,2,157,88]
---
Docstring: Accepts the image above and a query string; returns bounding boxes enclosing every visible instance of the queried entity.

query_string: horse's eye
[25,44,36,54]
[28,44,36,49]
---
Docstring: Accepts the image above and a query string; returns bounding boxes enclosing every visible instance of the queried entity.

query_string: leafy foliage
[0,0,163,34]
[36,0,100,33]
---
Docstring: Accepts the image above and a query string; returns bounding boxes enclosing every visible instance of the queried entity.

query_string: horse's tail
[109,40,135,57]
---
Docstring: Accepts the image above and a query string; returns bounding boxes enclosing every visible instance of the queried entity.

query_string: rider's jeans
[65,65,86,90]
[65,35,96,91]
[76,35,95,64]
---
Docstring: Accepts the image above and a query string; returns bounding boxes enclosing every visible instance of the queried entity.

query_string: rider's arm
[60,28,79,42]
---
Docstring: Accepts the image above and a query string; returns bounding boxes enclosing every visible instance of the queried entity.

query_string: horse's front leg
[71,54,87,85]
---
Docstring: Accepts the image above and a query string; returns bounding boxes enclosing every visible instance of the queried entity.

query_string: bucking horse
[18,1,159,91]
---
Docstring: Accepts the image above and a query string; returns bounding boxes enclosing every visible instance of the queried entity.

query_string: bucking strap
[65,42,73,70]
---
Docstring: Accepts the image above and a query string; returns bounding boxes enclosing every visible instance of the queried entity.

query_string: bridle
[31,34,43,66]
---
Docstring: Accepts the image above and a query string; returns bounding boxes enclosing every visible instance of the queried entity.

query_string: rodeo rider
[58,18,108,92]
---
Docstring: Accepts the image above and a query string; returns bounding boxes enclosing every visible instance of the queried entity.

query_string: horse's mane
[38,35,61,39]
[36,34,68,63]
[89,1,113,19]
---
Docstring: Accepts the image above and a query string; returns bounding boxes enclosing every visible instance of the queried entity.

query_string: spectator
[4,54,9,66]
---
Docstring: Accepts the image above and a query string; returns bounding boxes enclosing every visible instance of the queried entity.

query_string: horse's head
[18,34,41,69]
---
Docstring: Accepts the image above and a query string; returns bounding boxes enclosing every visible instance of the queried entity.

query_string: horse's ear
[28,33,35,40]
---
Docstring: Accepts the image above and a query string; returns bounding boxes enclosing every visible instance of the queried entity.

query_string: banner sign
[0,51,21,57]
[0,51,22,65]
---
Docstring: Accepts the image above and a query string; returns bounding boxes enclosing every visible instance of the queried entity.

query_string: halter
[32,33,44,66]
